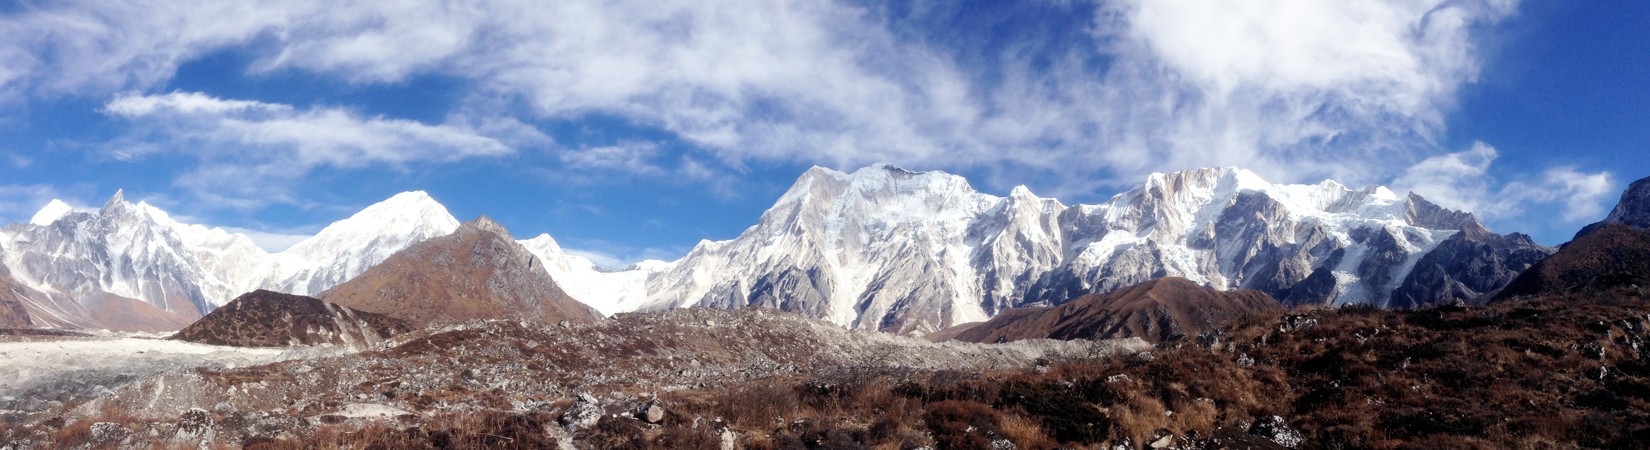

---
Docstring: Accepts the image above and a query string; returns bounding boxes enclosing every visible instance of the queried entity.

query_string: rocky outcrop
[322,216,603,327]
[1389,223,1551,308]
[170,290,411,349]
[1577,175,1650,238]
[941,277,1281,344]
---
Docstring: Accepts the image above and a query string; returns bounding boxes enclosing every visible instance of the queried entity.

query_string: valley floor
[3,293,1650,449]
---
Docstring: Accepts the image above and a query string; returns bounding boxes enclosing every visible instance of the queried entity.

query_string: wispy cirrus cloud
[101,91,535,207]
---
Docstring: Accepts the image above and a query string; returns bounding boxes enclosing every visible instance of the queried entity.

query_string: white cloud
[1393,141,1616,226]
[101,91,528,206]
[560,141,665,175]
[2,0,1534,200]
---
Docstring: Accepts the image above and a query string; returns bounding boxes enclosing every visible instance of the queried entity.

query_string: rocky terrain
[170,290,411,350]
[1497,174,1650,301]
[321,217,603,327]
[937,277,1281,344]
[0,307,1142,448]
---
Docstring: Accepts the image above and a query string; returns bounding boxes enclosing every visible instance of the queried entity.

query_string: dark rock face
[1578,175,1650,238]
[1609,176,1650,229]
[1389,224,1552,308]
[171,290,411,349]
[946,277,1280,344]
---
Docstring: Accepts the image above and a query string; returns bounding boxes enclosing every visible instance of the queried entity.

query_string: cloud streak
[1393,142,1616,229]
[101,91,528,207]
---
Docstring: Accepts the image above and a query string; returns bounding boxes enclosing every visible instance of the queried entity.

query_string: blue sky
[0,0,1644,264]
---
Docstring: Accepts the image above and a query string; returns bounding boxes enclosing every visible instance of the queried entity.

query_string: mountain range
[0,164,1561,333]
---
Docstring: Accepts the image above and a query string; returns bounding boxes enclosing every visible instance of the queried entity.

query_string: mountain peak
[1404,192,1481,231]
[460,215,512,238]
[29,199,74,226]
[300,191,459,243]
[100,189,128,212]
[1604,175,1650,230]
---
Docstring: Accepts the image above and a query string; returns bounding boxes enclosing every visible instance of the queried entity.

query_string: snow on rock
[645,165,1544,333]
[520,233,670,317]
[0,191,462,331]
[27,200,73,226]
[262,191,460,296]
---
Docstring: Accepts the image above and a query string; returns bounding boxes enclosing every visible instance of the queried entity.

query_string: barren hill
[941,277,1281,344]
[170,290,411,349]
[322,216,602,327]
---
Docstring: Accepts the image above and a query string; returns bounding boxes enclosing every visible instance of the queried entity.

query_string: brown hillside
[1495,223,1650,301]
[948,277,1281,344]
[170,290,411,349]
[321,216,602,327]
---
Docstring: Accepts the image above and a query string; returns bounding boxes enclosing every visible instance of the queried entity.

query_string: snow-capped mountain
[518,234,669,317]
[642,165,1550,333]
[258,191,461,296]
[0,164,1552,334]
[0,191,463,331]
[0,191,226,329]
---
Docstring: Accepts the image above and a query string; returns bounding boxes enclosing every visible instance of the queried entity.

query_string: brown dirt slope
[0,266,35,328]
[321,216,602,327]
[1495,223,1650,301]
[170,290,411,348]
[948,277,1281,344]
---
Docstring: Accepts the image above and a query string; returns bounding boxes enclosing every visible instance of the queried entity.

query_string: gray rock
[1249,415,1303,448]
[639,402,665,424]
[559,393,603,430]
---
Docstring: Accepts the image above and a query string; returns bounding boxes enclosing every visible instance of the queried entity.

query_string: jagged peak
[100,189,128,212]
[1604,175,1650,229]
[29,199,74,226]
[1403,192,1482,232]
[459,215,513,239]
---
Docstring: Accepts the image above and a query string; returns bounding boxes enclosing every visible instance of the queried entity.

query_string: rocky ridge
[170,290,411,350]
